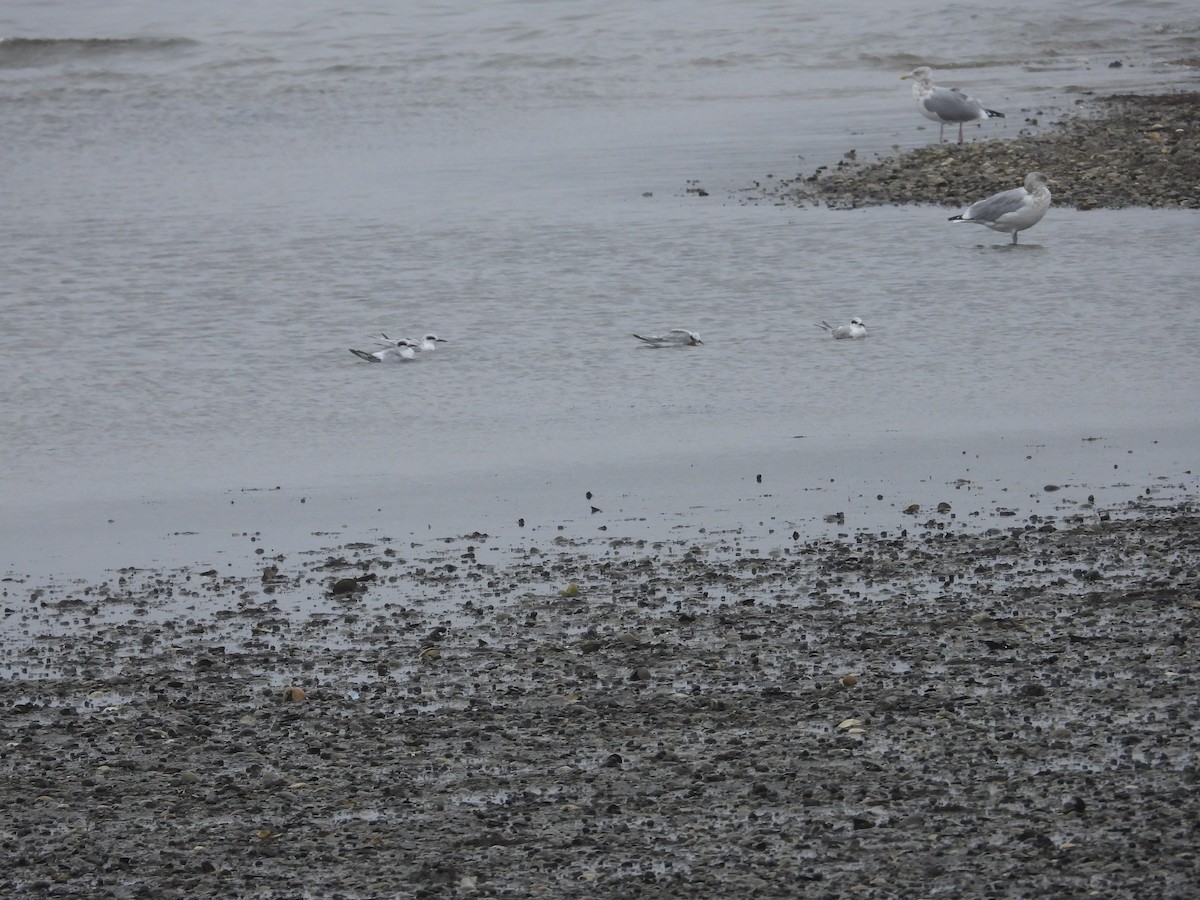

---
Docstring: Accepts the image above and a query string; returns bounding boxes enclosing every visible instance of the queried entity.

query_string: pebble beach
[3,492,1198,898]
[750,91,1200,210]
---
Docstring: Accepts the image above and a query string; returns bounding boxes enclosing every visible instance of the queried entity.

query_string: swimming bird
[413,333,447,351]
[949,172,1053,245]
[349,340,418,363]
[375,333,446,352]
[632,329,703,347]
[901,66,1004,144]
[816,317,867,340]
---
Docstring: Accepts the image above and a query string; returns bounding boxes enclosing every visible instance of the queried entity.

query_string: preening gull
[816,317,867,340]
[901,66,1004,144]
[949,172,1053,245]
[632,329,703,347]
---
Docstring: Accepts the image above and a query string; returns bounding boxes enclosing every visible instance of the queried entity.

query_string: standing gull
[816,317,867,340]
[949,172,1053,245]
[632,329,703,347]
[901,66,1004,144]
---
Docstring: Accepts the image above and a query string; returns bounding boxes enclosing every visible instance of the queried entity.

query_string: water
[2,1,1199,579]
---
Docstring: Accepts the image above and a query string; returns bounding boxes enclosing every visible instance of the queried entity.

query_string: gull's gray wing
[923,86,983,123]
[966,187,1028,222]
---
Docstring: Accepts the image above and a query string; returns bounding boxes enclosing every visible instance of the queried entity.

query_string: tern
[632,329,703,347]
[350,339,418,362]
[816,317,867,340]
[374,333,447,352]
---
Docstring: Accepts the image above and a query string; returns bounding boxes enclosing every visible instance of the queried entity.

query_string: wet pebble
[751,92,1200,210]
[0,494,1196,897]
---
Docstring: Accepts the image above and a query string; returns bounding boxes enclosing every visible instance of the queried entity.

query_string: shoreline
[6,423,1198,585]
[748,91,1200,210]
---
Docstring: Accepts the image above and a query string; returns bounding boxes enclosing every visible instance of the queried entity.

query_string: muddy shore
[3,489,1198,898]
[746,91,1200,210]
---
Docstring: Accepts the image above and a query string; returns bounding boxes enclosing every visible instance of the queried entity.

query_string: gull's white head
[850,317,865,327]
[422,334,447,343]
[1024,172,1052,192]
[901,66,933,84]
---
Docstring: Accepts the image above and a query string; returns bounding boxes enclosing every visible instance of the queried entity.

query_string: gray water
[3,1,1199,578]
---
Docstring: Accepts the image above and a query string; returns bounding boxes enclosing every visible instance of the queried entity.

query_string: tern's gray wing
[923,86,983,123]
[966,187,1029,222]
[664,329,698,343]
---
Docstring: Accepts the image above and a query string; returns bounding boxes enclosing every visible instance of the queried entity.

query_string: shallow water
[2,0,1199,578]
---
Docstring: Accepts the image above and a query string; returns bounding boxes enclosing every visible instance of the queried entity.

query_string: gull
[350,339,418,363]
[816,317,867,340]
[949,172,1053,244]
[901,66,1004,144]
[632,329,703,347]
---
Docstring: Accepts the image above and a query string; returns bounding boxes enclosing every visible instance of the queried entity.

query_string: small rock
[329,577,360,597]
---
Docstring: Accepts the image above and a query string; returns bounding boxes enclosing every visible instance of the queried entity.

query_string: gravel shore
[747,91,1200,210]
[3,491,1198,898]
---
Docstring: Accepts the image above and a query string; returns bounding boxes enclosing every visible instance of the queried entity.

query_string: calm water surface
[2,0,1198,576]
